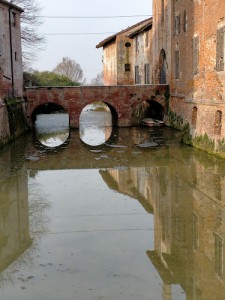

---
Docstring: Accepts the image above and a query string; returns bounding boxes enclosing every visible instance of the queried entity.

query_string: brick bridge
[25,84,168,128]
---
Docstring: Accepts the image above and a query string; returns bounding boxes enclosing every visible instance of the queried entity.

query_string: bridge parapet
[25,84,168,128]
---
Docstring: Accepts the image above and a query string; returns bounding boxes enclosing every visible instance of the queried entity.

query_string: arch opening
[79,101,117,147]
[32,102,70,148]
[145,100,164,121]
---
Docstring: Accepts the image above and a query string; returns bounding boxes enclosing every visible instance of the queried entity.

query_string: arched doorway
[159,49,167,84]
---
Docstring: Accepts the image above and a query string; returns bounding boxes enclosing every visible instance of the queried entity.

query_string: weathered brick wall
[25,85,167,128]
[152,0,172,85]
[152,0,225,155]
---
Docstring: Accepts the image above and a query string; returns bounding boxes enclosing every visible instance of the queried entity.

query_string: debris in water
[137,141,159,148]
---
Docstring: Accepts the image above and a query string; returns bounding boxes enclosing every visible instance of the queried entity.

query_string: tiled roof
[96,17,152,48]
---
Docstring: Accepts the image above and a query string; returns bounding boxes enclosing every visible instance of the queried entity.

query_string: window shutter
[193,36,199,75]
[216,27,225,71]
[175,50,180,79]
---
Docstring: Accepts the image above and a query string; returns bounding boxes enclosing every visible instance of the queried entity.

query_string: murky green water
[0,113,225,299]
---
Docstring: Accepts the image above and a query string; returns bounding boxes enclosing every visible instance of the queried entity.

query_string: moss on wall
[181,123,192,145]
[132,103,146,126]
[192,133,215,153]
[168,110,184,130]
[164,85,170,113]
[3,98,28,144]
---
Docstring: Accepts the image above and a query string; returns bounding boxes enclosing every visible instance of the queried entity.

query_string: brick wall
[25,85,167,128]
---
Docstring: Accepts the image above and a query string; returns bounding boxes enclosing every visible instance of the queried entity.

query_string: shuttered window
[0,37,3,57]
[174,15,181,35]
[175,50,180,79]
[216,27,225,71]
[144,64,150,84]
[193,36,199,75]
[135,66,140,84]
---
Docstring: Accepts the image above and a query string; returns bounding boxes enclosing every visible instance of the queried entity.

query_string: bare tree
[10,0,44,66]
[90,71,104,85]
[53,57,85,84]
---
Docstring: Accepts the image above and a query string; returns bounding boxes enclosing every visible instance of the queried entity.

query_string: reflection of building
[0,170,32,273]
[100,149,225,299]
[0,0,23,99]
[96,18,152,85]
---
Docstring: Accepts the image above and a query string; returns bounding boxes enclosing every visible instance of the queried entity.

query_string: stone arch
[31,102,68,125]
[159,49,167,84]
[79,101,119,127]
[145,99,164,120]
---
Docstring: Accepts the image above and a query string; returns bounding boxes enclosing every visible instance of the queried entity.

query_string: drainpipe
[8,7,15,98]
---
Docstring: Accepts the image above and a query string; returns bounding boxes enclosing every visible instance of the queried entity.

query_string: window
[144,64,150,84]
[125,42,131,48]
[193,36,199,75]
[216,27,225,71]
[14,52,17,61]
[215,234,223,277]
[11,12,16,27]
[214,110,222,135]
[135,36,139,54]
[0,38,3,57]
[125,64,131,72]
[174,15,181,35]
[183,10,187,32]
[145,32,149,48]
[192,106,198,128]
[161,0,164,24]
[175,50,180,79]
[135,66,140,84]
[193,213,199,250]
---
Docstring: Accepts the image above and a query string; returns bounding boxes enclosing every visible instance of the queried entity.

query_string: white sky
[31,0,152,83]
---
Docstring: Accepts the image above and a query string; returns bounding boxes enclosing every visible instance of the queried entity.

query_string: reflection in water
[79,110,112,146]
[1,126,225,299]
[35,113,69,147]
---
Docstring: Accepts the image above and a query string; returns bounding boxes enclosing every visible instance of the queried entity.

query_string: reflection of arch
[104,102,118,126]
[31,102,67,124]
[159,49,167,84]
[145,100,164,120]
[80,127,119,152]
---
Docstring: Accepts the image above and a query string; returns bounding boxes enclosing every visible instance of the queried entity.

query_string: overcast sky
[31,0,152,83]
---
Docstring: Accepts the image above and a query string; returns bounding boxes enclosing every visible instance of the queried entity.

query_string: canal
[0,110,225,299]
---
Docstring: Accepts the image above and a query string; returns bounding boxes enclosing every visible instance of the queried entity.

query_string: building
[0,0,23,100]
[152,0,225,155]
[96,18,153,86]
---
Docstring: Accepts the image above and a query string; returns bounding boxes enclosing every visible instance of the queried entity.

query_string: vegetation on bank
[23,71,80,87]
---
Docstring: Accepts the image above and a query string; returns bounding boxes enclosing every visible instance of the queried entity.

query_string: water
[0,113,225,299]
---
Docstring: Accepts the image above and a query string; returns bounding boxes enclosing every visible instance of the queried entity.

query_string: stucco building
[96,18,153,86]
[0,0,23,100]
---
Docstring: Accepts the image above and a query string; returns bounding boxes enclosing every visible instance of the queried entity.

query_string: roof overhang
[96,17,153,49]
[0,0,24,13]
